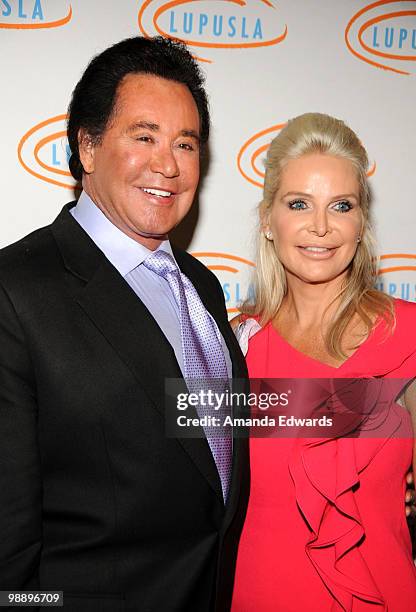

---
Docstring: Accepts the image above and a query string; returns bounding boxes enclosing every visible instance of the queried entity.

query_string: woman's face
[266,153,363,287]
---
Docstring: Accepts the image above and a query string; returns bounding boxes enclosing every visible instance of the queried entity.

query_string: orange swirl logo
[377,254,416,301]
[18,114,77,190]
[191,252,255,313]
[238,124,377,188]
[345,0,416,75]
[0,1,72,29]
[138,0,287,63]
[237,123,285,189]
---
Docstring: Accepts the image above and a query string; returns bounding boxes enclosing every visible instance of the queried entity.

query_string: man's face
[79,73,201,250]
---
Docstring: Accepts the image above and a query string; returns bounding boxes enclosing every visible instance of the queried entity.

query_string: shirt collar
[70,190,174,276]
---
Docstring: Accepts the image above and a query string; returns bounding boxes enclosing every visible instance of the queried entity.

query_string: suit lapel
[76,260,181,409]
[51,205,224,501]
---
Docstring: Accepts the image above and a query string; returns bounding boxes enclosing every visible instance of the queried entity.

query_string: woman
[231,113,416,611]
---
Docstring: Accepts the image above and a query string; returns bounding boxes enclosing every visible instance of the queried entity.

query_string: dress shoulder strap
[234,317,262,356]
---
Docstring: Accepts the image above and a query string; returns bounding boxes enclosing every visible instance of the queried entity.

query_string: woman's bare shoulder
[229,315,243,331]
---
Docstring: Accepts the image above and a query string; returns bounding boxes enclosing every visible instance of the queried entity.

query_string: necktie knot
[143,250,178,279]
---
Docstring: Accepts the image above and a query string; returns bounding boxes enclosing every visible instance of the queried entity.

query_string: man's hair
[67,36,210,181]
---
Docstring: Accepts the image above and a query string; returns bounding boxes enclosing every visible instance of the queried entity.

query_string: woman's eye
[333,200,352,213]
[288,199,307,210]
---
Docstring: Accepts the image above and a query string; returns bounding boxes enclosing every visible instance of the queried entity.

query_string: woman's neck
[278,274,346,331]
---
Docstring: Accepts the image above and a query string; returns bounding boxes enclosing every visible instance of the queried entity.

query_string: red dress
[231,299,416,611]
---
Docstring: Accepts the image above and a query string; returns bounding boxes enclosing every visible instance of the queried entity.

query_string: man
[0,37,248,611]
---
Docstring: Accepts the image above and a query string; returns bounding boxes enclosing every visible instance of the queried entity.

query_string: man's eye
[333,200,352,213]
[178,142,195,151]
[288,199,307,210]
[136,135,153,143]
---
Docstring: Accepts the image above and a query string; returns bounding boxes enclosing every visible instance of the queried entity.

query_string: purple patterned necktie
[143,250,231,502]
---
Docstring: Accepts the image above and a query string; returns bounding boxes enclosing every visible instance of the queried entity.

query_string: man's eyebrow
[127,121,159,133]
[181,129,200,143]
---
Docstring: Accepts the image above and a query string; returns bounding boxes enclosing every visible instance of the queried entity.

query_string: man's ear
[78,129,96,174]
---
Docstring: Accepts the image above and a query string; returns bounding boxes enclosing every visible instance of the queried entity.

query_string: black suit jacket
[0,204,249,612]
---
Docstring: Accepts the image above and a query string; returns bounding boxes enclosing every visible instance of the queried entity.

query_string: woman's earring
[265,231,273,240]
[357,236,361,243]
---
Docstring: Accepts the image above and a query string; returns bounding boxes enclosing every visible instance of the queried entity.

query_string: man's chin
[136,229,169,240]
[134,228,168,240]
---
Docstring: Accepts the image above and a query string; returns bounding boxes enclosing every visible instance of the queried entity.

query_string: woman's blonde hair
[242,112,393,359]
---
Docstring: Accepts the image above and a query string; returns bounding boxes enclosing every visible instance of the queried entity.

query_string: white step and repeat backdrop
[2,0,416,313]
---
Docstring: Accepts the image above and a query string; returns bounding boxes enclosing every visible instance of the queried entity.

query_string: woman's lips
[297,245,338,259]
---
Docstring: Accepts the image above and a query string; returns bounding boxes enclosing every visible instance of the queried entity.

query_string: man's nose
[149,145,180,178]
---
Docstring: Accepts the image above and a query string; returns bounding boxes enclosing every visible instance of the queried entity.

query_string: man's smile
[141,187,173,198]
